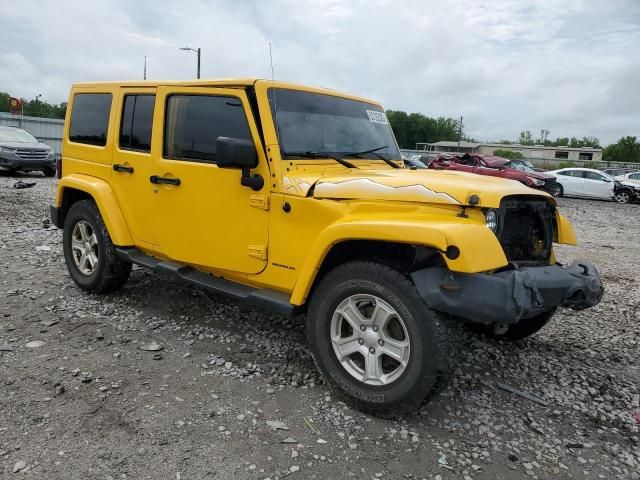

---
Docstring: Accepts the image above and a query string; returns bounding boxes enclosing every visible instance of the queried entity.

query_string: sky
[1,0,639,145]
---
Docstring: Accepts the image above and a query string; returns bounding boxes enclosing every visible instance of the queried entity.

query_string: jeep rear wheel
[63,199,131,293]
[307,261,461,417]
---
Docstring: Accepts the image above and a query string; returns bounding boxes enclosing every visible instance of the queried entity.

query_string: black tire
[467,308,556,341]
[614,189,632,204]
[42,166,56,177]
[548,183,563,197]
[306,261,461,417]
[63,199,131,293]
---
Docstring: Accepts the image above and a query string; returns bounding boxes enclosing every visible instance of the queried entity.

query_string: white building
[415,141,602,162]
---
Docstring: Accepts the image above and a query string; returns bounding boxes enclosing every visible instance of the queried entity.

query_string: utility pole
[457,115,463,151]
[197,48,201,79]
[144,56,147,80]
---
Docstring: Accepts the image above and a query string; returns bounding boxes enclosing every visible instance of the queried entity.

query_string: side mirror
[216,137,258,169]
[216,137,263,191]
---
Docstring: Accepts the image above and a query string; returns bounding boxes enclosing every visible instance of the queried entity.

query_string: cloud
[0,0,638,144]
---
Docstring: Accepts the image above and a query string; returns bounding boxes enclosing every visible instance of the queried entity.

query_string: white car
[548,168,615,200]
[615,171,640,186]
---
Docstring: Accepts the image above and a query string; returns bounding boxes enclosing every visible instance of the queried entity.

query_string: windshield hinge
[250,194,270,211]
[248,245,268,261]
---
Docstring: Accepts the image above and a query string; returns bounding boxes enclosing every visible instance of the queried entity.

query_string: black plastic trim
[115,247,294,316]
[411,261,603,325]
[50,205,63,228]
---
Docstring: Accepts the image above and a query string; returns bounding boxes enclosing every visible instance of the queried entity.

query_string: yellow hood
[282,168,550,208]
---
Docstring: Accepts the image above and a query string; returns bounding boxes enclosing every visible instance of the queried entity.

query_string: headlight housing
[485,209,499,232]
[528,177,545,187]
[0,146,16,153]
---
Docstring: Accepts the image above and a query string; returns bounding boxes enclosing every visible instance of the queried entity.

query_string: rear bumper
[411,261,603,324]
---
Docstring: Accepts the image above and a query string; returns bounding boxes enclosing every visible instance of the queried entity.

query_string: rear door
[581,171,614,199]
[111,88,158,247]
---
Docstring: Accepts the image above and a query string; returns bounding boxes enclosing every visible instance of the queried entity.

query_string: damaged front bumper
[411,261,603,324]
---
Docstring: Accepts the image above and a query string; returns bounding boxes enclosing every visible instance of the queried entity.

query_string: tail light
[56,156,62,179]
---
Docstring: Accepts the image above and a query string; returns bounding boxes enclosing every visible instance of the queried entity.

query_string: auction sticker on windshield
[366,110,389,125]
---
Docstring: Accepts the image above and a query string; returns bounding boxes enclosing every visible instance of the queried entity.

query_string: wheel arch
[54,174,133,245]
[289,217,510,307]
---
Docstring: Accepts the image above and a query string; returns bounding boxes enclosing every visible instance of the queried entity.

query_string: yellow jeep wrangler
[51,79,603,415]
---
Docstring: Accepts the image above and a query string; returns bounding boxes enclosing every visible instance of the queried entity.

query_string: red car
[428,153,560,196]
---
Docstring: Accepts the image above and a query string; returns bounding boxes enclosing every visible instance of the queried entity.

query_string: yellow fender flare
[54,174,133,245]
[289,215,508,305]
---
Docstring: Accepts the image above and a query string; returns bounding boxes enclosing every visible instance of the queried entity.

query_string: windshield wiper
[342,145,401,169]
[284,151,357,169]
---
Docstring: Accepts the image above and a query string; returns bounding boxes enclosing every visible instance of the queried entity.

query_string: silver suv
[0,126,56,176]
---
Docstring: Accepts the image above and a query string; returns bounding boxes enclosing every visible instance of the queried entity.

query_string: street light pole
[197,47,201,80]
[180,46,201,79]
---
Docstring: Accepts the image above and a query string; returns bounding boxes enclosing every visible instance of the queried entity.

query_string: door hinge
[250,194,270,211]
[248,245,268,261]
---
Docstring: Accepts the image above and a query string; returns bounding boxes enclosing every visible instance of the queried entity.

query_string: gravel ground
[1,174,638,480]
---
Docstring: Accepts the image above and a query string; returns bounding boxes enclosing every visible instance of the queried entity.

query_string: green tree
[0,91,67,119]
[386,110,461,149]
[603,136,640,163]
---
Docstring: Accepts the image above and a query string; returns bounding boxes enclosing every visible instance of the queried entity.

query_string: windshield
[269,88,401,160]
[0,128,39,143]
[511,163,535,173]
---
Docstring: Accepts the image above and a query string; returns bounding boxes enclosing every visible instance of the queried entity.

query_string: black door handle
[150,175,181,186]
[113,164,134,173]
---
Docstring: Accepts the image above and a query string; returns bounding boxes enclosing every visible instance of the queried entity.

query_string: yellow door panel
[150,86,270,274]
[110,88,158,246]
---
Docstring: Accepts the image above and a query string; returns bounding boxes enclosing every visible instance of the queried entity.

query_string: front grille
[497,196,554,264]
[15,149,49,160]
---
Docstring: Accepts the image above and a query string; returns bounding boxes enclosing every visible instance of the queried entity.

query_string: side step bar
[115,247,294,316]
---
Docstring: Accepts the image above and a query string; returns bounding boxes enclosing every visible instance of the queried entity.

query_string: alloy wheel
[330,294,410,386]
[71,220,99,275]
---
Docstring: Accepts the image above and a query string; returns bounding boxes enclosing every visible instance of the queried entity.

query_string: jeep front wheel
[307,261,460,417]
[63,199,131,293]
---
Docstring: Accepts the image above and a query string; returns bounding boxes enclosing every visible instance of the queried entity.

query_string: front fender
[289,214,508,305]
[54,174,133,246]
[555,212,577,245]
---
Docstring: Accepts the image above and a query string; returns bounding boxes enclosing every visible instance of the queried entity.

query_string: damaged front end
[412,261,604,325]
[412,194,603,324]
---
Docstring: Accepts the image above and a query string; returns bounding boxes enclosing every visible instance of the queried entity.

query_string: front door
[581,171,613,199]
[149,86,270,274]
[110,88,159,247]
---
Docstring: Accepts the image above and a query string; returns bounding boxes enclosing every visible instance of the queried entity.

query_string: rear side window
[120,95,155,152]
[164,95,252,163]
[69,93,112,146]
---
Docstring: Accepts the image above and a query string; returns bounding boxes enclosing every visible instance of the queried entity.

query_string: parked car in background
[614,171,640,185]
[547,168,638,203]
[0,126,56,176]
[403,155,429,169]
[601,167,640,178]
[428,153,561,195]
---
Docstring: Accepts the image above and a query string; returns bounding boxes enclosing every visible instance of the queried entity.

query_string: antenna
[269,42,279,140]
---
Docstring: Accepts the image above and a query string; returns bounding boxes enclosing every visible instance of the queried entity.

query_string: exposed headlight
[485,209,499,232]
[529,177,545,187]
[0,146,16,153]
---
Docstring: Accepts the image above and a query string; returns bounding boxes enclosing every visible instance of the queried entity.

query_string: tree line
[0,91,67,119]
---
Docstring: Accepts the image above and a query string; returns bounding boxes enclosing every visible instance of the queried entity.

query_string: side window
[583,171,606,181]
[119,94,155,152]
[69,93,112,146]
[164,95,252,163]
